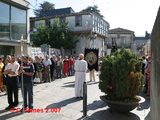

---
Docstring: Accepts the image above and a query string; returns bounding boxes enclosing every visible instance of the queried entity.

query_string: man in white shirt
[43,55,52,82]
[74,54,88,99]
[4,55,20,110]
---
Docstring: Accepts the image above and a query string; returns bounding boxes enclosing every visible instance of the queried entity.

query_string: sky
[28,0,160,36]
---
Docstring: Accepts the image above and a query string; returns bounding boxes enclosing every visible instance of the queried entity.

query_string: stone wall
[151,6,160,120]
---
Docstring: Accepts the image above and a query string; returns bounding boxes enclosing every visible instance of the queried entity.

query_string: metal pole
[20,35,25,112]
[83,82,87,117]
[21,60,25,112]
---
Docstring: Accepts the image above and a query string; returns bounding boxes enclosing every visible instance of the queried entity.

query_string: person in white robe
[74,54,88,98]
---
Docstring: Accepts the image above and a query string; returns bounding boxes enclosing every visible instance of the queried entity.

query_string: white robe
[74,59,88,97]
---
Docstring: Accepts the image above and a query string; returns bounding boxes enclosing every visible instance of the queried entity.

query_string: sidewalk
[0,73,150,120]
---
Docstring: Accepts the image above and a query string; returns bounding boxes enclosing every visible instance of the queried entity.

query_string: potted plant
[99,49,144,112]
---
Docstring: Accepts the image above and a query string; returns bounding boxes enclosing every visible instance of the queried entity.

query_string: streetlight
[20,34,27,112]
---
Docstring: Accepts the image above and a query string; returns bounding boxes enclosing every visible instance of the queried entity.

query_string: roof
[108,27,134,34]
[30,11,109,24]
[30,12,91,21]
[39,7,75,17]
[135,37,148,41]
[1,0,29,9]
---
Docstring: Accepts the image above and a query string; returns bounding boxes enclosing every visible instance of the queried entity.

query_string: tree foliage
[31,26,50,46]
[34,1,55,17]
[31,20,78,51]
[99,49,144,101]
[80,5,103,18]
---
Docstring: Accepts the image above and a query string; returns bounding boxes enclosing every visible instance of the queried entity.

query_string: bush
[99,49,144,101]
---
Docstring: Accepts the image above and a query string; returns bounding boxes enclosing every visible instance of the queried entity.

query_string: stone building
[134,32,150,56]
[30,7,110,56]
[105,27,135,55]
[150,6,160,120]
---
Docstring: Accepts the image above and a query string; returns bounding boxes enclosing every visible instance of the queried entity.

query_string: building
[105,27,135,55]
[30,7,109,56]
[0,0,30,57]
[106,27,135,48]
[133,32,150,56]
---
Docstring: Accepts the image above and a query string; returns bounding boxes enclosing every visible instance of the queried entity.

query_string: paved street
[0,73,150,120]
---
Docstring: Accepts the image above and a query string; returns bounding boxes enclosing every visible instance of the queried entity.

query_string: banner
[84,48,99,71]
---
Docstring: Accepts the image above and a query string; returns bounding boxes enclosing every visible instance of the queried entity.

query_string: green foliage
[30,20,78,50]
[49,19,78,49]
[34,1,55,17]
[80,5,103,18]
[31,26,50,46]
[99,49,144,101]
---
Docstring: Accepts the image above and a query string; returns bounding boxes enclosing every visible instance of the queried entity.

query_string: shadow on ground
[87,81,99,85]
[62,83,75,88]
[78,109,140,120]
[0,109,8,114]
[137,93,150,111]
[0,93,7,97]
[62,81,75,87]
[0,111,23,120]
[87,100,106,110]
[46,97,81,109]
[145,111,150,120]
[63,81,75,84]
[62,80,99,87]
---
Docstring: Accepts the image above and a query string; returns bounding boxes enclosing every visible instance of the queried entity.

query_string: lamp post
[20,34,25,112]
[20,35,24,55]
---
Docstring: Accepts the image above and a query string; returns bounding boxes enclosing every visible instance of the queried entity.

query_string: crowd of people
[33,55,75,83]
[0,54,78,111]
[0,52,152,112]
[141,55,151,97]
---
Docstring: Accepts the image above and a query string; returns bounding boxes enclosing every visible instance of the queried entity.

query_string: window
[0,2,10,39]
[0,45,14,55]
[59,17,65,24]
[75,15,82,27]
[35,20,45,28]
[11,6,26,40]
[45,19,50,27]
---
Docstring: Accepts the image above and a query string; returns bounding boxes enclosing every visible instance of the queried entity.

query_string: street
[0,73,150,120]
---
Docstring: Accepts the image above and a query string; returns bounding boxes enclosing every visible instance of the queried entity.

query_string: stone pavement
[0,73,150,120]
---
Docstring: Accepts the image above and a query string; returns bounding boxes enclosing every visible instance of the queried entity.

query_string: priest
[74,54,88,99]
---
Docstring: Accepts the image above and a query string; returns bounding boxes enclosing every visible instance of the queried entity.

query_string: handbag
[33,77,40,83]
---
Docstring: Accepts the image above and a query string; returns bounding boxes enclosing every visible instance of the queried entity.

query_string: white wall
[32,13,109,57]
[92,15,108,37]
[66,14,92,31]
[11,0,29,7]
[107,33,133,48]
[35,20,45,28]
[75,35,104,56]
[66,16,75,30]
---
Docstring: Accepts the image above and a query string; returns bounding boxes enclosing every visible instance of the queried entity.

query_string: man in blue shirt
[20,56,34,110]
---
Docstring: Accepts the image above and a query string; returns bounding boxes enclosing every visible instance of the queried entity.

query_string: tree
[30,19,78,54]
[80,5,103,18]
[49,18,78,50]
[31,26,51,46]
[34,1,55,17]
